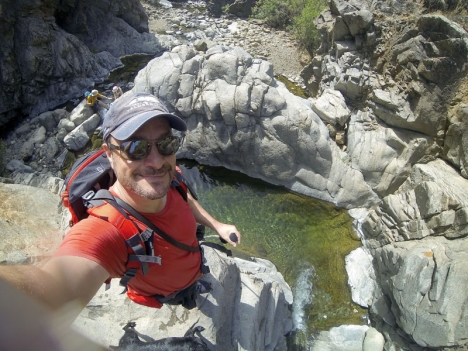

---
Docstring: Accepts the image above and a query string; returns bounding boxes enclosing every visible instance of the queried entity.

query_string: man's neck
[112,182,167,214]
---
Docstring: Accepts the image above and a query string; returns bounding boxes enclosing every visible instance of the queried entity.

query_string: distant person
[112,85,124,100]
[87,89,110,111]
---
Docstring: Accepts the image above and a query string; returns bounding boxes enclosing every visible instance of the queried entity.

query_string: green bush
[251,0,295,28]
[251,0,327,54]
[292,0,326,54]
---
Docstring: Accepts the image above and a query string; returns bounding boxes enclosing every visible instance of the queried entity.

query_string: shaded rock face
[0,0,164,128]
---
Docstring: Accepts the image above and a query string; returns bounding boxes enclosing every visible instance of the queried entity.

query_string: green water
[178,160,368,343]
[276,75,309,99]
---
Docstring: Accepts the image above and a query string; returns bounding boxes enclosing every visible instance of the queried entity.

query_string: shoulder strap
[200,241,232,257]
[92,189,200,253]
[172,171,198,201]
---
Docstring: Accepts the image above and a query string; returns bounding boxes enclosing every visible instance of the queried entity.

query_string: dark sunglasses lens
[157,136,181,156]
[123,140,151,160]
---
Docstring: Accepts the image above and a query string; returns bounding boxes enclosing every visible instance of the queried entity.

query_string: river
[177,159,368,349]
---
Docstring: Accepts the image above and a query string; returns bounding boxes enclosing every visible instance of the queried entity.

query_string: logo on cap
[125,96,162,112]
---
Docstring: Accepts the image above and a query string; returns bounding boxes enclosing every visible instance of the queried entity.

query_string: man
[112,85,124,100]
[87,89,111,110]
[0,92,241,314]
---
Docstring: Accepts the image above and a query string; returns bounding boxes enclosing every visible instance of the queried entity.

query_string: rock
[73,246,293,351]
[31,126,47,144]
[0,182,63,264]
[311,89,350,127]
[361,160,468,247]
[347,109,434,197]
[6,159,34,174]
[310,325,369,351]
[38,137,61,160]
[345,247,377,308]
[63,113,101,151]
[57,119,76,133]
[133,44,380,209]
[69,99,95,126]
[362,327,385,351]
[374,236,468,348]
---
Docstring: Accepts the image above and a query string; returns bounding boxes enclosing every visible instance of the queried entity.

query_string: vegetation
[251,0,327,55]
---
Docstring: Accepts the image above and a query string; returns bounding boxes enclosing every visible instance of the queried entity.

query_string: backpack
[60,149,230,308]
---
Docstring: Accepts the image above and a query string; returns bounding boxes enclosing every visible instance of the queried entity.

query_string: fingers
[229,233,238,243]
[217,224,241,247]
[227,229,241,247]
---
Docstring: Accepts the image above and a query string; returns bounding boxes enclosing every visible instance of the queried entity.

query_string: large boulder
[374,236,468,348]
[0,182,63,265]
[73,246,293,351]
[360,160,468,248]
[133,44,380,209]
[354,160,468,348]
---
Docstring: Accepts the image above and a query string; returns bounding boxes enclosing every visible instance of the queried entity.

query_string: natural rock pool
[178,159,368,345]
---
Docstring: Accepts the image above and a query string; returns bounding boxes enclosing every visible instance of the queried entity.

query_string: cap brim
[110,111,187,140]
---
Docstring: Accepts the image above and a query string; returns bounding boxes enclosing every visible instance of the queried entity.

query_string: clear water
[177,159,368,347]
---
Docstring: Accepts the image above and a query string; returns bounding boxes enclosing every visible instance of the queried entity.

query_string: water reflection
[177,159,367,345]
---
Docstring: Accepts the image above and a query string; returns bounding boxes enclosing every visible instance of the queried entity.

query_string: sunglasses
[108,135,184,161]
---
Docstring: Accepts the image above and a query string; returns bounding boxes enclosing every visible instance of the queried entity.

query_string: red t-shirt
[54,186,202,304]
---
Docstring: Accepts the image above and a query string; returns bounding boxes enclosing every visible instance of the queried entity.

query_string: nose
[142,141,166,168]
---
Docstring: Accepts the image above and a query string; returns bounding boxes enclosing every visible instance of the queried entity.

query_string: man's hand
[215,223,241,247]
[187,193,241,247]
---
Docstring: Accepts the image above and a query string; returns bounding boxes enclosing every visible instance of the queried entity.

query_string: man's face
[104,117,176,201]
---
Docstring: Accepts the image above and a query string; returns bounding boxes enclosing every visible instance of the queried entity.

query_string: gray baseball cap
[102,92,187,140]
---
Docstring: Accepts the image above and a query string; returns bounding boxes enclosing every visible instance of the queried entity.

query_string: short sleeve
[53,216,128,278]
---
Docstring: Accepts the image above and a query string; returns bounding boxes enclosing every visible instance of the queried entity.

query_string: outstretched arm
[187,193,241,246]
[0,276,109,351]
[0,256,109,313]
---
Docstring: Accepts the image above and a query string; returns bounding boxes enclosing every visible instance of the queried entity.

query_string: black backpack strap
[119,268,138,293]
[200,241,232,257]
[173,171,198,201]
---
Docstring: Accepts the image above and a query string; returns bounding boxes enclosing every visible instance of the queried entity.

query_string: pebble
[142,1,307,85]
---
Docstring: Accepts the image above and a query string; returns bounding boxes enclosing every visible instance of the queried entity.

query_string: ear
[102,143,113,166]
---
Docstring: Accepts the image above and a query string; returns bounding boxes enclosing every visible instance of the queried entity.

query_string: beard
[119,162,175,200]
